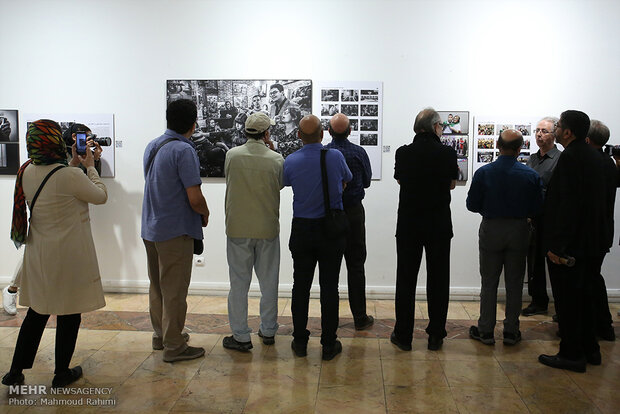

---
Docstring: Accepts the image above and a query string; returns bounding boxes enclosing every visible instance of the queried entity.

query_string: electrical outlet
[194,256,205,266]
[383,145,390,153]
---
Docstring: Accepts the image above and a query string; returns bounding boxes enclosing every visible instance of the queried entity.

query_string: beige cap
[245,112,275,134]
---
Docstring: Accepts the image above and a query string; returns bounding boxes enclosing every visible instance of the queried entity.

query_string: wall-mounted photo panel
[167,79,312,177]
[315,81,383,179]
[0,109,19,175]
[439,111,470,182]
[22,114,115,177]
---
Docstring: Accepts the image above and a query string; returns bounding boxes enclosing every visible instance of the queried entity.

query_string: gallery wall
[1,0,619,298]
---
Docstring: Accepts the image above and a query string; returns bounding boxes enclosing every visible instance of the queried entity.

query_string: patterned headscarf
[10,119,68,248]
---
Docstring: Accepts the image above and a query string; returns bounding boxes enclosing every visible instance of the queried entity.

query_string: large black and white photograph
[438,111,469,135]
[360,133,378,146]
[0,109,19,175]
[167,79,312,177]
[0,143,20,175]
[0,110,18,142]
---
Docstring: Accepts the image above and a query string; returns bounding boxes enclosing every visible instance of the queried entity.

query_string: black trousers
[289,218,346,346]
[548,259,599,360]
[593,253,613,334]
[394,236,451,343]
[10,308,81,375]
[343,202,368,320]
[526,217,550,308]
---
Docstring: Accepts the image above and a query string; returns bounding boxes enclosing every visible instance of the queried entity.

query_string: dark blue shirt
[326,137,372,208]
[467,155,543,219]
[141,129,203,242]
[283,143,352,218]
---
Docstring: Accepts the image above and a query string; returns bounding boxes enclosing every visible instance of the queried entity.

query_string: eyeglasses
[535,128,553,134]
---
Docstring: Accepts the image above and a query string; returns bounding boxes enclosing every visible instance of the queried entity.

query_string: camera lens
[94,137,112,146]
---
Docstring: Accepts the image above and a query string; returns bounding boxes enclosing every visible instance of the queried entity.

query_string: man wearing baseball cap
[222,112,284,351]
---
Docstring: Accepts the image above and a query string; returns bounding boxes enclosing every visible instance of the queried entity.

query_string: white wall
[1,0,619,298]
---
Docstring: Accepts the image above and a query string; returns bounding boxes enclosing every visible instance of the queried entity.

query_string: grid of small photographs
[473,118,533,173]
[320,88,380,147]
[0,110,19,175]
[438,111,470,181]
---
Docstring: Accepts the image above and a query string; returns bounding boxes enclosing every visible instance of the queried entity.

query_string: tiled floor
[0,294,618,413]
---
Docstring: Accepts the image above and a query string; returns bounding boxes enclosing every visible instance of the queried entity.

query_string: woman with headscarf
[2,119,107,388]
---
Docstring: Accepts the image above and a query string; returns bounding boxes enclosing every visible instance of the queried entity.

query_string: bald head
[497,129,524,156]
[298,115,323,144]
[329,113,351,139]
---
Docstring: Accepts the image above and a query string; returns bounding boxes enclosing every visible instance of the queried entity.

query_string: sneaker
[2,286,17,316]
[222,336,253,352]
[503,331,522,346]
[291,340,307,357]
[521,303,547,316]
[427,335,443,351]
[469,326,495,345]
[51,366,82,388]
[354,315,375,331]
[152,332,190,350]
[258,330,275,345]
[2,371,24,386]
[390,331,412,351]
[322,340,342,361]
[163,346,205,363]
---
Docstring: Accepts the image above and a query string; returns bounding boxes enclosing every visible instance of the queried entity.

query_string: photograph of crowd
[361,89,378,95]
[167,79,312,177]
[477,138,494,149]
[360,133,378,146]
[350,119,359,131]
[360,119,378,131]
[497,124,513,136]
[477,152,493,163]
[321,104,340,116]
[321,89,339,102]
[361,94,378,102]
[441,136,469,158]
[438,111,469,135]
[341,104,359,117]
[361,105,379,117]
[341,89,359,101]
[516,124,531,136]
[477,123,495,135]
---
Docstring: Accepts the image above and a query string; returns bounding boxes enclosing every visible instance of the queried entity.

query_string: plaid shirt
[326,138,372,207]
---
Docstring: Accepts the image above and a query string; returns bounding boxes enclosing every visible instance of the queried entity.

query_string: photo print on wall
[0,109,19,175]
[167,79,312,178]
[438,111,470,181]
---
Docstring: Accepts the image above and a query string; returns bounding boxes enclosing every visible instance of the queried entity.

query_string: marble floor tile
[446,301,471,320]
[185,294,205,313]
[373,300,395,319]
[315,383,385,414]
[246,297,289,317]
[171,377,251,413]
[30,347,97,374]
[265,336,323,361]
[99,330,154,352]
[381,359,448,387]
[319,357,383,386]
[74,329,120,350]
[498,361,581,394]
[79,349,151,378]
[491,340,546,362]
[416,302,429,319]
[434,338,496,361]
[384,385,458,413]
[378,338,439,361]
[518,384,601,414]
[450,386,529,414]
[580,385,620,414]
[102,293,150,312]
[337,337,380,359]
[566,360,620,392]
[243,378,318,414]
[113,375,192,413]
[0,328,19,347]
[189,296,229,314]
[441,359,513,388]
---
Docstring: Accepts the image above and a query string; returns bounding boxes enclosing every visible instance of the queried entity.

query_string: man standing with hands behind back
[142,99,210,363]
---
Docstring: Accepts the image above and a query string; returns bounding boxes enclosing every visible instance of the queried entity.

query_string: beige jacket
[17,163,107,315]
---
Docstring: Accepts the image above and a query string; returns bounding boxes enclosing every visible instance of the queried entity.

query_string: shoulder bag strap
[145,137,179,177]
[29,165,65,213]
[320,149,331,215]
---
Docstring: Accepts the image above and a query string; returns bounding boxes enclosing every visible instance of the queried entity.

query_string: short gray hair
[588,120,610,147]
[539,116,559,125]
[414,107,441,134]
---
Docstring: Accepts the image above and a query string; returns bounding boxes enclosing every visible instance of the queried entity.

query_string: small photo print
[457,157,468,181]
[360,119,378,131]
[497,124,513,135]
[0,110,19,142]
[341,104,359,117]
[361,89,378,95]
[360,133,378,146]
[321,118,330,130]
[438,111,469,135]
[477,138,494,149]
[360,104,378,117]
[321,104,340,116]
[477,123,495,136]
[522,139,530,149]
[349,119,359,131]
[321,89,339,102]
[477,152,493,163]
[517,152,530,163]
[516,124,531,136]
[441,136,469,158]
[341,89,359,102]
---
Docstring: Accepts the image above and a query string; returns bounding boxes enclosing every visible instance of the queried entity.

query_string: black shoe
[597,327,616,342]
[52,366,83,388]
[390,331,412,351]
[322,340,342,361]
[587,351,602,366]
[538,354,586,373]
[2,371,24,386]
[427,335,443,351]
[258,330,275,345]
[552,314,558,323]
[503,331,522,346]
[521,303,548,316]
[291,340,307,357]
[354,315,375,331]
[222,335,253,352]
[469,326,495,345]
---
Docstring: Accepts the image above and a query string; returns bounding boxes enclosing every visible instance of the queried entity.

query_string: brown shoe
[153,332,190,350]
[163,346,205,363]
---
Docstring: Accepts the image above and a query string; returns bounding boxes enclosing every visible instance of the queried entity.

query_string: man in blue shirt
[142,99,210,363]
[467,129,543,346]
[283,114,352,361]
[325,113,374,330]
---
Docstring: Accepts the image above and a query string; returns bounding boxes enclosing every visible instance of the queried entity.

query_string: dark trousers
[526,217,550,308]
[343,203,368,320]
[10,308,81,375]
[394,236,451,343]
[593,253,613,334]
[289,218,346,346]
[548,258,599,360]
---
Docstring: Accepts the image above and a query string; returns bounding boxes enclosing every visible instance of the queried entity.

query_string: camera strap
[29,165,65,214]
[145,138,179,177]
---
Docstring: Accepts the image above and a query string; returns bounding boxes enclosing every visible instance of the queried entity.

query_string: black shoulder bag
[320,149,349,239]
[146,138,204,255]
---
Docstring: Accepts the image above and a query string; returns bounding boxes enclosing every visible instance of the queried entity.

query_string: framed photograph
[438,111,469,135]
